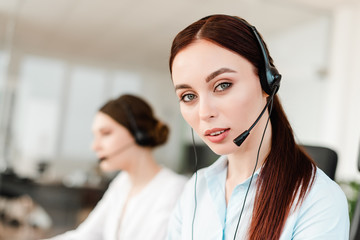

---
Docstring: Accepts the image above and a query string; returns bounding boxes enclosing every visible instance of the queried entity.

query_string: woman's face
[171,39,267,155]
[91,112,135,171]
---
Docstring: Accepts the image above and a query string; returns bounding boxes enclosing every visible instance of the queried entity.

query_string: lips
[97,153,107,162]
[204,128,230,143]
[209,129,226,136]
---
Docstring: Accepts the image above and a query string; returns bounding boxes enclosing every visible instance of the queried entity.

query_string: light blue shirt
[167,156,349,240]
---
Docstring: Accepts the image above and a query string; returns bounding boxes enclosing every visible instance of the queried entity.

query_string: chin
[99,161,115,172]
[207,143,235,156]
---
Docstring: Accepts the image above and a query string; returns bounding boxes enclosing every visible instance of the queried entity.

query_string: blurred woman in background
[48,94,187,240]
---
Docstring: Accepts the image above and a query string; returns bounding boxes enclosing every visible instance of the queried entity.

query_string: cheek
[232,94,253,114]
[234,95,266,129]
[103,135,122,151]
[180,105,197,128]
[222,88,261,128]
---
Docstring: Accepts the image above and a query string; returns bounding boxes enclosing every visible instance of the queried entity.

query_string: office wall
[1,6,359,182]
[269,7,360,181]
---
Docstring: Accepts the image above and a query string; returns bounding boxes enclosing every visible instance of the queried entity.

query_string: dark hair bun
[152,121,170,146]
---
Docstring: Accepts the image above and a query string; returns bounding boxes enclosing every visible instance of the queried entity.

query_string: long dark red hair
[169,14,316,239]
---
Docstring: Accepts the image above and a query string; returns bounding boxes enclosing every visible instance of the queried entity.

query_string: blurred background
[0,0,359,239]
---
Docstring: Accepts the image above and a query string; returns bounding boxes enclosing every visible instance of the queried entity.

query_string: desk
[0,173,108,238]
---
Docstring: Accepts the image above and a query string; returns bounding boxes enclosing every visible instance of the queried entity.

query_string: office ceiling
[0,0,356,72]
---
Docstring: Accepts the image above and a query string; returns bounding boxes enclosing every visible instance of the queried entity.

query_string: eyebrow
[174,67,237,91]
[175,84,191,91]
[206,67,236,83]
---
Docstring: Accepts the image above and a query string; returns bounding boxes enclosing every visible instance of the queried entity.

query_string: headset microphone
[99,142,134,162]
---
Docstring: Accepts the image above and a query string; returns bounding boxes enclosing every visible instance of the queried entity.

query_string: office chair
[301,145,338,180]
[350,140,360,240]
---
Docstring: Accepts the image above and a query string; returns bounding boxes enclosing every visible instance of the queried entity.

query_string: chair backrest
[301,145,338,180]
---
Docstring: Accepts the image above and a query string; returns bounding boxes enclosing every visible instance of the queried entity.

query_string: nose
[198,95,217,121]
[91,138,101,152]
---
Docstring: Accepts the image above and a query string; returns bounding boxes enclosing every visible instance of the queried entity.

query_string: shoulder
[178,155,226,201]
[306,168,348,206]
[294,168,349,234]
[159,168,188,183]
[150,168,188,199]
[285,168,350,239]
[180,166,209,194]
[143,169,188,213]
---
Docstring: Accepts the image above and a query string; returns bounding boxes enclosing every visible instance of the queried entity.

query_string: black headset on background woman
[121,102,152,146]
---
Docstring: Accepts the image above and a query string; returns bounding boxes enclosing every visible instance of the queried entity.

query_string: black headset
[120,101,152,146]
[239,17,282,95]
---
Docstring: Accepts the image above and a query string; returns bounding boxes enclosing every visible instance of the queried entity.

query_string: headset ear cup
[267,66,281,95]
[120,101,152,147]
[259,66,281,95]
[134,131,151,146]
[259,69,270,95]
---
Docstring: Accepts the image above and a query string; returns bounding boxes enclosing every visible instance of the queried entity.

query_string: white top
[167,155,349,240]
[49,168,187,240]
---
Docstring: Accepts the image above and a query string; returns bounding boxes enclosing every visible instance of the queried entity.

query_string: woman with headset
[48,94,187,240]
[167,14,349,239]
